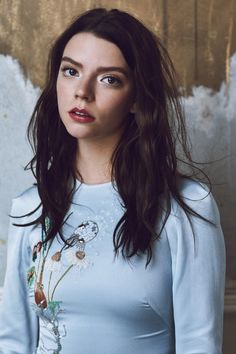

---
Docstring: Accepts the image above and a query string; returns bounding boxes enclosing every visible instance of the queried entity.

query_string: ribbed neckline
[76,179,113,189]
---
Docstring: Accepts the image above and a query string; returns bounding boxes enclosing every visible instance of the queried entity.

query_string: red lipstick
[69,108,95,123]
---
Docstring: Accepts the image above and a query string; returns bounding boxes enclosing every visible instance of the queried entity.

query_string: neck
[75,139,117,185]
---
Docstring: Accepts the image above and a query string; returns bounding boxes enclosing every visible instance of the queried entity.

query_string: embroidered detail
[45,257,63,272]
[72,220,99,242]
[33,300,65,354]
[65,248,91,270]
[32,241,43,262]
[76,250,85,259]
[34,282,47,309]
[51,252,61,262]
[29,218,100,353]
[27,266,36,287]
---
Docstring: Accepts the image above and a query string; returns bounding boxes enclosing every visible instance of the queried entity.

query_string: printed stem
[51,265,74,301]
[48,271,53,300]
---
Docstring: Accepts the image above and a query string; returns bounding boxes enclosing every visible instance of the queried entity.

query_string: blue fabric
[0,179,225,354]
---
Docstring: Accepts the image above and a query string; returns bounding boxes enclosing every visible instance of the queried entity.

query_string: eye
[61,67,78,77]
[101,75,122,87]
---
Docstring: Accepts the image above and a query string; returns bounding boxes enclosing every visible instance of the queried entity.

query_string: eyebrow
[61,56,129,77]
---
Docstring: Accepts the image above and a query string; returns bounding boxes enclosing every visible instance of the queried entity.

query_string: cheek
[103,90,134,115]
[56,81,70,113]
[56,81,62,105]
[56,80,65,101]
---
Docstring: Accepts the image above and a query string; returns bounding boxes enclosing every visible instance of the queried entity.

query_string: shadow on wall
[0,54,235,287]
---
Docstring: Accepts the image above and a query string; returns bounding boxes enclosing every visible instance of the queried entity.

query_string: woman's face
[56,32,135,145]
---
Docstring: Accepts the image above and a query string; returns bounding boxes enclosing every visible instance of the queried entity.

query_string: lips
[68,107,95,123]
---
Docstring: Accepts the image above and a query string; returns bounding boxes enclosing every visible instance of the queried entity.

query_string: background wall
[0,0,235,90]
[0,0,235,352]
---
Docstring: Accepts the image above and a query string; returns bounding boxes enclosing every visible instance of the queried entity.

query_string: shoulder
[164,177,223,253]
[165,177,225,271]
[11,184,41,220]
[178,177,209,200]
[7,185,41,251]
[174,177,220,224]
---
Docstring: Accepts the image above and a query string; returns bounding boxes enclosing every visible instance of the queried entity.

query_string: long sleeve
[167,182,226,353]
[0,198,39,354]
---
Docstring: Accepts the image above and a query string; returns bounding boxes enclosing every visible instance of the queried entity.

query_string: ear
[130,102,136,114]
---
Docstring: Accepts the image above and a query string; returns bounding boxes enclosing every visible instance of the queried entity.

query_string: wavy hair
[24,8,209,264]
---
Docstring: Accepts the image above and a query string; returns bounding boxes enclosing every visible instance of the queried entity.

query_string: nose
[74,77,94,101]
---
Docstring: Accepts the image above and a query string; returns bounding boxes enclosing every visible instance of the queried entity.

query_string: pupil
[108,77,115,84]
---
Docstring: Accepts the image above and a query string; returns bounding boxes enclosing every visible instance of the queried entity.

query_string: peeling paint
[225,2,234,84]
[0,0,236,89]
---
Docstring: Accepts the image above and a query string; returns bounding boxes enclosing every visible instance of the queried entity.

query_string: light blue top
[0,179,225,354]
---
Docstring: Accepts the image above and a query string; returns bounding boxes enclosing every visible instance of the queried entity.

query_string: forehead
[62,32,128,69]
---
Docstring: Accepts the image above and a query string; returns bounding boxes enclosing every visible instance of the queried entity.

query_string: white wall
[0,55,39,284]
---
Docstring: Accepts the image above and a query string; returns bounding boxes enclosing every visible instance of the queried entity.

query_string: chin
[64,125,93,140]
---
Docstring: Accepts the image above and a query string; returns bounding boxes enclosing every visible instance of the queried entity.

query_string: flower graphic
[44,252,63,272]
[65,249,92,270]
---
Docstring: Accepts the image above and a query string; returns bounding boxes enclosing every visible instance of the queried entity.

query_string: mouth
[68,108,95,123]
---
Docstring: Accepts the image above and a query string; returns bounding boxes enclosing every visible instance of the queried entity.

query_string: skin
[56,32,135,184]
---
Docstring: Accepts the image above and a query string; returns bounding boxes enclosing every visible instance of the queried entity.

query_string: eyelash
[101,75,122,87]
[61,66,78,77]
[60,66,122,87]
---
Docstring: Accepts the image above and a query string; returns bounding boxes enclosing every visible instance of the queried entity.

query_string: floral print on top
[27,190,123,354]
[0,180,225,354]
[27,218,101,354]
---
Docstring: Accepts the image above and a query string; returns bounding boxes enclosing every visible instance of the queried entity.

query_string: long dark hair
[24,8,209,264]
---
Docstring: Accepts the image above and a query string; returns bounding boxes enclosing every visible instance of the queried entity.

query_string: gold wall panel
[0,0,235,90]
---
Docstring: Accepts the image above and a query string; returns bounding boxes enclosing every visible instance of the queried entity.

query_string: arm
[168,184,226,354]
[0,198,39,354]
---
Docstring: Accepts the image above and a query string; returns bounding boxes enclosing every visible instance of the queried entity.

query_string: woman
[0,8,225,354]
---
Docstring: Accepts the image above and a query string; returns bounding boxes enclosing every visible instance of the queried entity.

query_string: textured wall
[1,0,235,283]
[0,1,236,351]
[0,0,236,89]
